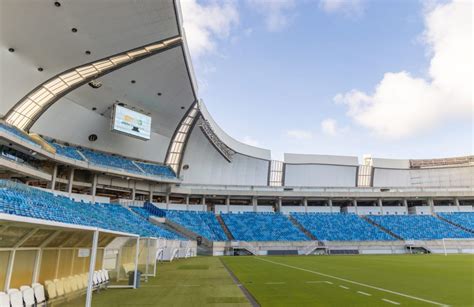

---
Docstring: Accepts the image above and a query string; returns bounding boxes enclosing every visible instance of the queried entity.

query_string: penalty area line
[255,257,448,306]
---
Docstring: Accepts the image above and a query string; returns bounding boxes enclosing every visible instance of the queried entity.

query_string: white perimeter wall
[284,164,357,187]
[280,206,340,214]
[434,206,474,212]
[180,126,270,186]
[214,205,274,213]
[344,206,408,215]
[32,98,171,163]
[373,166,474,187]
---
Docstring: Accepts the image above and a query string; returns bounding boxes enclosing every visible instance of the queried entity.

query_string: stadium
[0,0,472,306]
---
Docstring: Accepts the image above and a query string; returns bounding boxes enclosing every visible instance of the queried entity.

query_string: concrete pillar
[202,196,206,211]
[428,198,435,214]
[91,174,98,203]
[185,195,190,210]
[149,190,154,203]
[353,199,358,214]
[377,198,383,215]
[277,197,282,213]
[131,184,136,201]
[454,198,460,212]
[67,168,75,196]
[252,197,257,213]
[328,199,333,213]
[225,196,230,213]
[49,164,58,190]
[303,198,308,213]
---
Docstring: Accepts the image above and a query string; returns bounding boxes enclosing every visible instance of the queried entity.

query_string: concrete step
[288,215,317,240]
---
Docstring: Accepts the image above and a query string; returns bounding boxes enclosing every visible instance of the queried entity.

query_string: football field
[222,255,474,307]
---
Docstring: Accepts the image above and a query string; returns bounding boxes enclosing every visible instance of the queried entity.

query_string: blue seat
[49,142,84,161]
[221,212,309,241]
[0,180,182,240]
[0,123,39,147]
[438,212,474,231]
[135,162,176,178]
[291,213,395,241]
[367,215,473,240]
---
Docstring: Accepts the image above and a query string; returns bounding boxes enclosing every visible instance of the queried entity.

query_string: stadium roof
[0,0,197,138]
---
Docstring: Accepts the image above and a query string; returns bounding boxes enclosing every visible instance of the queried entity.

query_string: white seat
[54,278,64,296]
[100,270,108,283]
[22,287,35,307]
[32,284,46,306]
[8,289,23,307]
[92,271,100,286]
[19,285,30,291]
[45,280,57,299]
[0,292,9,307]
[68,276,78,292]
[81,273,88,288]
[103,269,110,282]
[62,277,72,294]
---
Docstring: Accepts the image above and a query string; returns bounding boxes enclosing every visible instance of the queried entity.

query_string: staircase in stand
[436,215,474,234]
[361,216,404,240]
[216,214,234,240]
[288,215,317,240]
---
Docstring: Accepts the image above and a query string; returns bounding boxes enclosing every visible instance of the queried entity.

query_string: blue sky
[181,0,472,160]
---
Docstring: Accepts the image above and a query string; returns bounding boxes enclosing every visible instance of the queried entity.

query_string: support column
[328,199,333,213]
[377,198,383,215]
[166,194,170,210]
[85,229,99,307]
[91,174,98,203]
[252,197,257,213]
[148,184,154,203]
[303,198,308,213]
[353,199,358,214]
[131,182,136,201]
[454,198,460,212]
[403,199,408,214]
[428,198,435,215]
[202,196,206,211]
[67,167,75,196]
[225,196,230,213]
[49,164,58,190]
[185,195,190,210]
[277,197,282,213]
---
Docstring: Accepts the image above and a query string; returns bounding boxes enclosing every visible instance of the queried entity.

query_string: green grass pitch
[222,254,474,306]
[66,254,473,306]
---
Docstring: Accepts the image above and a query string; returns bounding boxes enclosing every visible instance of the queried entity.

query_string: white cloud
[241,136,260,147]
[321,118,339,136]
[180,0,239,58]
[247,0,296,31]
[285,129,313,140]
[319,0,364,17]
[335,0,472,139]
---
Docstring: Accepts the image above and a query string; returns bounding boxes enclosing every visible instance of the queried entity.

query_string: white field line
[324,281,333,284]
[306,281,330,284]
[382,298,401,305]
[357,291,372,296]
[265,282,285,285]
[339,285,350,289]
[256,257,448,306]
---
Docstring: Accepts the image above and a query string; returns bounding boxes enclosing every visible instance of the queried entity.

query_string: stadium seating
[163,210,227,241]
[0,180,182,239]
[135,161,176,178]
[47,141,177,179]
[0,122,39,147]
[221,212,309,241]
[49,142,85,161]
[438,212,474,232]
[291,213,395,241]
[78,147,142,174]
[367,215,473,240]
[132,204,226,241]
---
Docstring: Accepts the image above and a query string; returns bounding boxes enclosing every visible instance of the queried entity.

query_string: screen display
[112,105,151,140]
